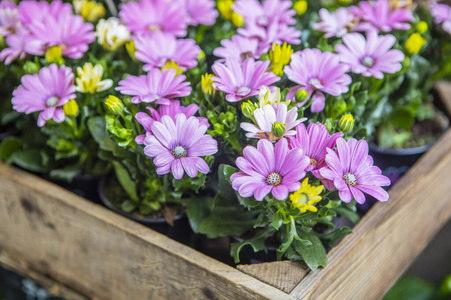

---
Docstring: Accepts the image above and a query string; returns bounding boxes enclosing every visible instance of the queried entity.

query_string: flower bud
[63,99,79,117]
[293,0,308,16]
[126,40,137,61]
[241,101,256,119]
[201,73,215,96]
[338,114,355,133]
[105,95,124,115]
[271,121,286,139]
[324,118,333,132]
[405,33,426,55]
[416,21,428,34]
[23,61,40,74]
[295,89,309,103]
[45,45,63,64]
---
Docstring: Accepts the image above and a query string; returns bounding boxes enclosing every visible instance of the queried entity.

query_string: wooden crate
[1,82,451,299]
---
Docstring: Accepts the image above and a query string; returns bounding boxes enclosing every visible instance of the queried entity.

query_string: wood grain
[289,128,451,299]
[237,261,309,293]
[0,250,89,300]
[0,163,293,300]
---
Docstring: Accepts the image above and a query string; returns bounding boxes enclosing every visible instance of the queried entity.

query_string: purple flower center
[266,171,282,186]
[361,56,375,68]
[147,24,162,32]
[171,145,187,158]
[236,87,252,96]
[343,172,357,186]
[308,78,322,90]
[45,96,59,107]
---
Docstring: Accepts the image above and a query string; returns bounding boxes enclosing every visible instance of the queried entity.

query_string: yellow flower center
[310,158,317,166]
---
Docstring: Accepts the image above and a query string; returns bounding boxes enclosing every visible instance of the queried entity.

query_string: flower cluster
[3,0,449,269]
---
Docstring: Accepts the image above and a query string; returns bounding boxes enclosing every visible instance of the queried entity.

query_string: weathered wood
[0,163,293,300]
[289,128,451,299]
[0,250,89,300]
[237,261,309,293]
[435,81,451,118]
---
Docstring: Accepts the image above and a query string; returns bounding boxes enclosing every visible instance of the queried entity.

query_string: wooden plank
[289,128,451,299]
[435,81,451,119]
[237,261,309,293]
[0,163,294,300]
[0,250,89,300]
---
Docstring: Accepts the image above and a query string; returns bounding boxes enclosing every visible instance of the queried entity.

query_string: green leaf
[197,209,259,239]
[230,228,274,263]
[334,207,360,224]
[391,107,415,130]
[11,149,48,172]
[292,231,327,271]
[49,168,80,182]
[271,209,283,230]
[87,116,129,158]
[112,161,139,202]
[320,226,353,248]
[0,137,22,162]
[121,200,137,213]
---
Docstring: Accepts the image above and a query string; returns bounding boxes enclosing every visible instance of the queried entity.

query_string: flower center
[236,87,251,96]
[299,193,309,205]
[171,145,187,158]
[45,96,59,107]
[266,171,282,186]
[308,78,322,89]
[310,158,317,166]
[240,51,253,61]
[343,172,357,186]
[361,56,374,68]
[257,16,269,26]
[147,24,162,32]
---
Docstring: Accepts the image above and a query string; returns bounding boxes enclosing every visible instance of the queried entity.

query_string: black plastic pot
[98,176,193,245]
[47,173,104,204]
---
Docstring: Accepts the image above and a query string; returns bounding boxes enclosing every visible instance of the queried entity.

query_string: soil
[403,109,449,148]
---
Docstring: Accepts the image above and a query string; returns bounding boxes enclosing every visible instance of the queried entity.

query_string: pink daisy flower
[230,138,310,201]
[319,138,390,204]
[233,0,296,27]
[335,31,405,79]
[11,64,76,127]
[350,0,414,33]
[238,17,301,54]
[284,49,352,112]
[430,4,451,34]
[116,68,192,105]
[211,58,280,102]
[143,114,218,179]
[0,1,20,37]
[213,35,260,62]
[18,0,72,27]
[240,103,305,142]
[313,7,358,38]
[135,100,209,144]
[177,0,218,26]
[24,14,95,59]
[288,123,343,174]
[119,0,188,38]
[134,32,201,72]
[0,26,27,65]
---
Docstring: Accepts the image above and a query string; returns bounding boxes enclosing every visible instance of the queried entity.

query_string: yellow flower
[231,11,245,27]
[405,33,426,55]
[63,99,79,117]
[74,0,105,23]
[293,0,308,15]
[45,45,63,64]
[96,18,131,51]
[105,95,124,115]
[290,178,324,213]
[416,21,428,34]
[161,61,184,76]
[269,43,293,76]
[217,0,234,21]
[125,40,137,61]
[201,73,215,96]
[389,0,413,11]
[338,114,355,133]
[76,63,113,94]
